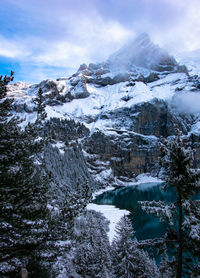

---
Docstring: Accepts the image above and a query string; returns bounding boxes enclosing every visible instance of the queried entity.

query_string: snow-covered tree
[140,131,200,278]
[33,88,47,124]
[0,74,51,277]
[111,215,160,278]
[0,71,15,131]
[49,179,92,241]
[73,210,113,278]
[0,71,14,98]
[42,180,93,277]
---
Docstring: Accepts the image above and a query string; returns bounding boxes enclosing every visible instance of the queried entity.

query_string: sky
[0,0,200,84]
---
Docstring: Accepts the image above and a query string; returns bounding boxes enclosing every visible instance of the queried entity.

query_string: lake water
[93,183,175,240]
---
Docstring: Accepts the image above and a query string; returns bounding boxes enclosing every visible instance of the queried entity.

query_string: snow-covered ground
[87,203,129,242]
[130,173,163,185]
[7,71,184,124]
[15,71,184,137]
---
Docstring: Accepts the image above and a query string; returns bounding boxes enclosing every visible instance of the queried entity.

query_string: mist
[171,92,200,114]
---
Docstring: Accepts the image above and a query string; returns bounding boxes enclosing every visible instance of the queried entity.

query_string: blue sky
[1,0,200,83]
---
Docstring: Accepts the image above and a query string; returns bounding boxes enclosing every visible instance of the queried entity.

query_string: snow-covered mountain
[7,34,200,187]
[108,33,185,73]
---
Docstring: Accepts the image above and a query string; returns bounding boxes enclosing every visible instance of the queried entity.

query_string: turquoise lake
[93,183,176,240]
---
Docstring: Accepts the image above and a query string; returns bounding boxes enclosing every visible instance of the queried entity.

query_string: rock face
[70,77,90,98]
[132,99,190,136]
[95,99,190,136]
[84,131,159,178]
[82,99,192,180]
[32,79,67,105]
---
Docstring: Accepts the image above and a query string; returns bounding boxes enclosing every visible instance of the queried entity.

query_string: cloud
[57,14,133,63]
[1,0,200,83]
[133,0,200,53]
[0,12,133,68]
[172,91,200,114]
[0,7,133,83]
[34,42,86,67]
[0,36,31,58]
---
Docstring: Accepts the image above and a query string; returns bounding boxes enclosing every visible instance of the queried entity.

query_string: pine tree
[140,131,200,278]
[0,71,14,126]
[111,215,160,278]
[42,180,93,277]
[0,71,14,98]
[33,88,47,124]
[73,211,113,278]
[94,216,113,278]
[0,74,50,277]
[50,180,92,240]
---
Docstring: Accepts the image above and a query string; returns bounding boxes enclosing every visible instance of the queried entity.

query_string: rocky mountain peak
[74,33,187,90]
[107,33,186,74]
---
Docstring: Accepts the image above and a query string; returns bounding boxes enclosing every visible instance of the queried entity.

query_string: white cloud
[147,0,200,53]
[3,0,200,83]
[0,14,133,69]
[0,36,31,58]
[59,14,133,63]
[0,10,133,83]
[172,92,200,114]
[34,42,86,67]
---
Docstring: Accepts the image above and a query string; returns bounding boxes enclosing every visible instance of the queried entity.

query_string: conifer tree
[111,215,160,278]
[0,73,50,277]
[73,211,113,278]
[49,180,92,240]
[33,88,47,124]
[42,180,93,277]
[140,131,200,278]
[0,71,14,124]
[0,71,14,98]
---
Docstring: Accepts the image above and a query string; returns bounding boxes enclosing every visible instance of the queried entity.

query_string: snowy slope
[37,72,189,134]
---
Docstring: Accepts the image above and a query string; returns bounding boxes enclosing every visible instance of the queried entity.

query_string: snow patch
[45,106,66,120]
[50,72,187,133]
[134,173,163,185]
[87,203,129,242]
[17,111,37,129]
[94,168,113,183]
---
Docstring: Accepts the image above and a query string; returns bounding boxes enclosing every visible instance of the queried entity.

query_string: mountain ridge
[5,33,200,186]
